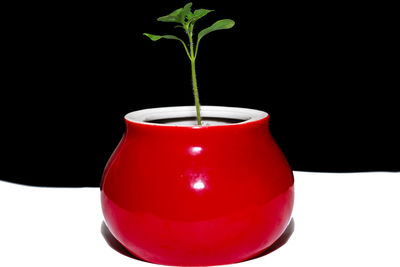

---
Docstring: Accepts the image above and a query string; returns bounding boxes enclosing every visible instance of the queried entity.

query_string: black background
[1,1,398,186]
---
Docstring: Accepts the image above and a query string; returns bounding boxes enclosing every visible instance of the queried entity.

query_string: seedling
[144,2,235,126]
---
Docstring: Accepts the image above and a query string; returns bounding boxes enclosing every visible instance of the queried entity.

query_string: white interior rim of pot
[125,106,268,127]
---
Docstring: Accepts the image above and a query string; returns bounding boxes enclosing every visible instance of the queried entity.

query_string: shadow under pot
[100,106,295,266]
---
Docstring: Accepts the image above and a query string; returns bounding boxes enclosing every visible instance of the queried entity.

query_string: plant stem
[189,33,202,126]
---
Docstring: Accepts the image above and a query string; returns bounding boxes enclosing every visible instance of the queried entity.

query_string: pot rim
[124,106,268,127]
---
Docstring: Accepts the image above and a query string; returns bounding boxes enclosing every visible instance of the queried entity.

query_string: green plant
[144,2,235,126]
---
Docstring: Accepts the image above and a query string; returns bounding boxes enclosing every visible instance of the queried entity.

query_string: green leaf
[180,2,193,24]
[143,33,181,41]
[186,10,195,21]
[197,19,235,42]
[157,8,183,23]
[143,33,191,59]
[191,9,213,23]
[156,2,193,24]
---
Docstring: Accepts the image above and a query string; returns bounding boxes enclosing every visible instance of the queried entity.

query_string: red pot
[101,106,294,266]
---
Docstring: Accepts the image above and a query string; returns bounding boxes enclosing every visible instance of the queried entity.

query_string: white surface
[1,171,399,267]
[124,106,268,126]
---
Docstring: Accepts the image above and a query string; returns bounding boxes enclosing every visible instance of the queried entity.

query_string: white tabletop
[1,171,399,267]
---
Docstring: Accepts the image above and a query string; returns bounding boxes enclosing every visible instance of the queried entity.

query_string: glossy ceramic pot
[101,106,294,266]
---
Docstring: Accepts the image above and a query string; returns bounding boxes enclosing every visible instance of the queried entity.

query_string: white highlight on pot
[192,180,205,190]
[189,146,203,155]
[190,173,207,191]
